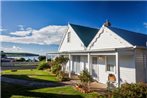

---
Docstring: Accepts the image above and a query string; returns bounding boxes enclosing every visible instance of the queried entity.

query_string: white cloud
[10,30,32,37]
[0,29,7,32]
[10,25,33,36]
[26,27,32,31]
[0,26,7,32]
[1,45,23,52]
[18,25,25,31]
[0,25,67,45]
[143,22,147,28]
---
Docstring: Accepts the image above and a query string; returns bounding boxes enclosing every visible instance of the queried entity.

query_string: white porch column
[68,54,71,78]
[116,52,120,87]
[88,53,91,75]
[46,53,48,62]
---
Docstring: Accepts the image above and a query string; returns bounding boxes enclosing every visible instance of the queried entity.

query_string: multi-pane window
[67,32,71,43]
[106,56,115,72]
[73,56,80,73]
[92,57,97,64]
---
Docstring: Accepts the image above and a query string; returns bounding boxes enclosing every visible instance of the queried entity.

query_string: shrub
[50,56,68,73]
[51,64,61,75]
[16,58,26,62]
[79,69,93,84]
[78,69,93,89]
[38,56,46,61]
[37,60,49,70]
[57,71,70,81]
[112,82,147,98]
[54,56,68,64]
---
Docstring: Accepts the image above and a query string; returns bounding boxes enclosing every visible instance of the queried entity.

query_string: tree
[38,56,46,61]
[16,57,26,62]
[1,51,7,58]
[26,58,32,62]
[20,58,25,62]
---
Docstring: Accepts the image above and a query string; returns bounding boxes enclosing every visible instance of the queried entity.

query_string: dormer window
[67,32,71,43]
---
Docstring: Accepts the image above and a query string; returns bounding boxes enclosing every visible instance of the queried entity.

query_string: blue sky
[1,1,147,55]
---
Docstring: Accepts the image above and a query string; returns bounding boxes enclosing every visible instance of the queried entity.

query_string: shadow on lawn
[2,74,58,83]
[2,82,83,98]
[1,74,68,88]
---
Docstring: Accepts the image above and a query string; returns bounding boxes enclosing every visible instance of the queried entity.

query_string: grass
[1,69,100,98]
[1,82,99,98]
[2,69,58,82]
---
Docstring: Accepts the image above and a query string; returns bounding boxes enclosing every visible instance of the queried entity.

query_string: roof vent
[104,20,111,27]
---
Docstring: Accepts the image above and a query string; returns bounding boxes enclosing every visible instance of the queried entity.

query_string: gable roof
[107,27,147,47]
[70,23,99,47]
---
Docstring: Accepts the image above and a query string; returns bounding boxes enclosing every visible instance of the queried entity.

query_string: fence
[1,62,39,66]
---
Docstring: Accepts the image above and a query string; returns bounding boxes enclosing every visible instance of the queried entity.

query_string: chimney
[104,20,111,27]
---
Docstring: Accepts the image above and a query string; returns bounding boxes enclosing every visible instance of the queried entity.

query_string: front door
[72,56,80,74]
[92,57,99,80]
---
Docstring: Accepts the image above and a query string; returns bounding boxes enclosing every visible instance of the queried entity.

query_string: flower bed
[74,84,91,93]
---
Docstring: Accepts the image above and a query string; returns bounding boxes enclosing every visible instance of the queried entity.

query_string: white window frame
[105,56,115,73]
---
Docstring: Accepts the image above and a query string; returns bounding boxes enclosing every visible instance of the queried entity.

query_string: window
[107,64,115,72]
[106,56,115,72]
[67,32,71,42]
[73,56,80,73]
[92,57,97,64]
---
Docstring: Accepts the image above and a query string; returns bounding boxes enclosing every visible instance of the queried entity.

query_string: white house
[48,21,147,86]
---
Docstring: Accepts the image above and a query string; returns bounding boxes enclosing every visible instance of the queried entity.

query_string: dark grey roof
[108,27,147,47]
[70,23,99,47]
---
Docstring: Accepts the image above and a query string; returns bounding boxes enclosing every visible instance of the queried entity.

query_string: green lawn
[2,82,99,98]
[2,69,58,82]
[1,69,100,98]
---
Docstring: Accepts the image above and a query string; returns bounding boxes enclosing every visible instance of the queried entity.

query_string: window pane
[92,57,97,64]
[106,56,115,72]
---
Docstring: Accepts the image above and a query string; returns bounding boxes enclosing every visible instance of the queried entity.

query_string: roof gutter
[133,46,147,49]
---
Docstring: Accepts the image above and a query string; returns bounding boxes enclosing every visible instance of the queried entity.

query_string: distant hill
[5,52,39,57]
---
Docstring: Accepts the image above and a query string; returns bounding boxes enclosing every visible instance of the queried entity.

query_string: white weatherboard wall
[88,27,132,50]
[65,55,88,74]
[135,49,147,82]
[59,25,85,52]
[90,54,136,84]
[119,55,136,84]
